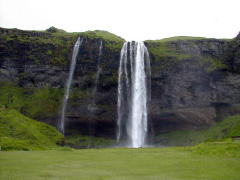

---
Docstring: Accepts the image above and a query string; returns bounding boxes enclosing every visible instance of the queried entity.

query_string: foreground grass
[1,147,240,180]
[64,135,115,148]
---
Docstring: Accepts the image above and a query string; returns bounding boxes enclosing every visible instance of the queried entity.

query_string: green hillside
[156,115,240,146]
[0,107,64,150]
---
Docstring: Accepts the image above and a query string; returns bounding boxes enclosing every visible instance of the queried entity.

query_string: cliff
[0,27,240,142]
[146,36,240,135]
[0,27,124,138]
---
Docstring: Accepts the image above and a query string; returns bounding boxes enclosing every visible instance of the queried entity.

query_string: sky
[0,0,240,41]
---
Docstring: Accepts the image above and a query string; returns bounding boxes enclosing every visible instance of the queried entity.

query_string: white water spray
[58,37,82,134]
[117,41,151,148]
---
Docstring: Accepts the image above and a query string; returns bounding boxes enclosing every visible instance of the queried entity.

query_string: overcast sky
[0,0,240,41]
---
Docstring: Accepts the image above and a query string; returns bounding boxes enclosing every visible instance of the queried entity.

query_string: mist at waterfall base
[117,41,151,148]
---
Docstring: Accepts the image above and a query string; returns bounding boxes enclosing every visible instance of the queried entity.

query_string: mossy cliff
[0,27,240,146]
[0,27,124,142]
[145,35,240,136]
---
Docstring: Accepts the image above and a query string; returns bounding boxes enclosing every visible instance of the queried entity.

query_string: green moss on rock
[0,27,125,66]
[0,82,63,119]
[79,30,124,42]
[200,56,227,72]
[145,40,192,61]
[23,88,63,119]
[154,36,207,42]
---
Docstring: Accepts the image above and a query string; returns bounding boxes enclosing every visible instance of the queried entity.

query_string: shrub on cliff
[46,26,66,33]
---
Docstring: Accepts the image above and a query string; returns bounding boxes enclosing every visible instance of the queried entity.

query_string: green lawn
[1,147,240,180]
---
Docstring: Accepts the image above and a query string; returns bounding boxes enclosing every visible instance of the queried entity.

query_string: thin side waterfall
[87,40,103,147]
[92,40,103,100]
[88,40,103,112]
[58,37,82,134]
[117,41,151,148]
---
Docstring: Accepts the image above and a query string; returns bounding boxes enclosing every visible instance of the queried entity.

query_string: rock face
[0,27,123,138]
[63,38,121,137]
[0,27,240,138]
[147,37,240,133]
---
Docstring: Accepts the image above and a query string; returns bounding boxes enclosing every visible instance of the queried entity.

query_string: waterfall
[117,42,128,142]
[92,40,103,100]
[87,40,103,147]
[88,40,103,112]
[117,41,151,148]
[58,37,82,134]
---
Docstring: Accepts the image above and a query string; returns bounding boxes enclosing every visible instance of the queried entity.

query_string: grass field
[1,147,240,180]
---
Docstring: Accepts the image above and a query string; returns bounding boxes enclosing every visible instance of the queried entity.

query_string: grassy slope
[191,140,240,157]
[54,29,125,51]
[78,30,125,52]
[0,147,240,180]
[147,36,207,42]
[145,39,191,60]
[155,115,240,146]
[79,30,124,42]
[145,36,206,59]
[0,108,63,150]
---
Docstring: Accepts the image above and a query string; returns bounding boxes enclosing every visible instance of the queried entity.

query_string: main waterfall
[58,37,82,134]
[117,41,151,148]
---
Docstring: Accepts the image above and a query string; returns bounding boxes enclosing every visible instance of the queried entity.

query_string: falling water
[117,42,128,142]
[117,41,151,148]
[88,40,103,112]
[92,40,103,99]
[58,37,82,134]
[87,40,103,147]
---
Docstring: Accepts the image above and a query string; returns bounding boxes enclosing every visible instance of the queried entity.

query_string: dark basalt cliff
[146,37,240,134]
[0,27,240,140]
[0,27,123,138]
